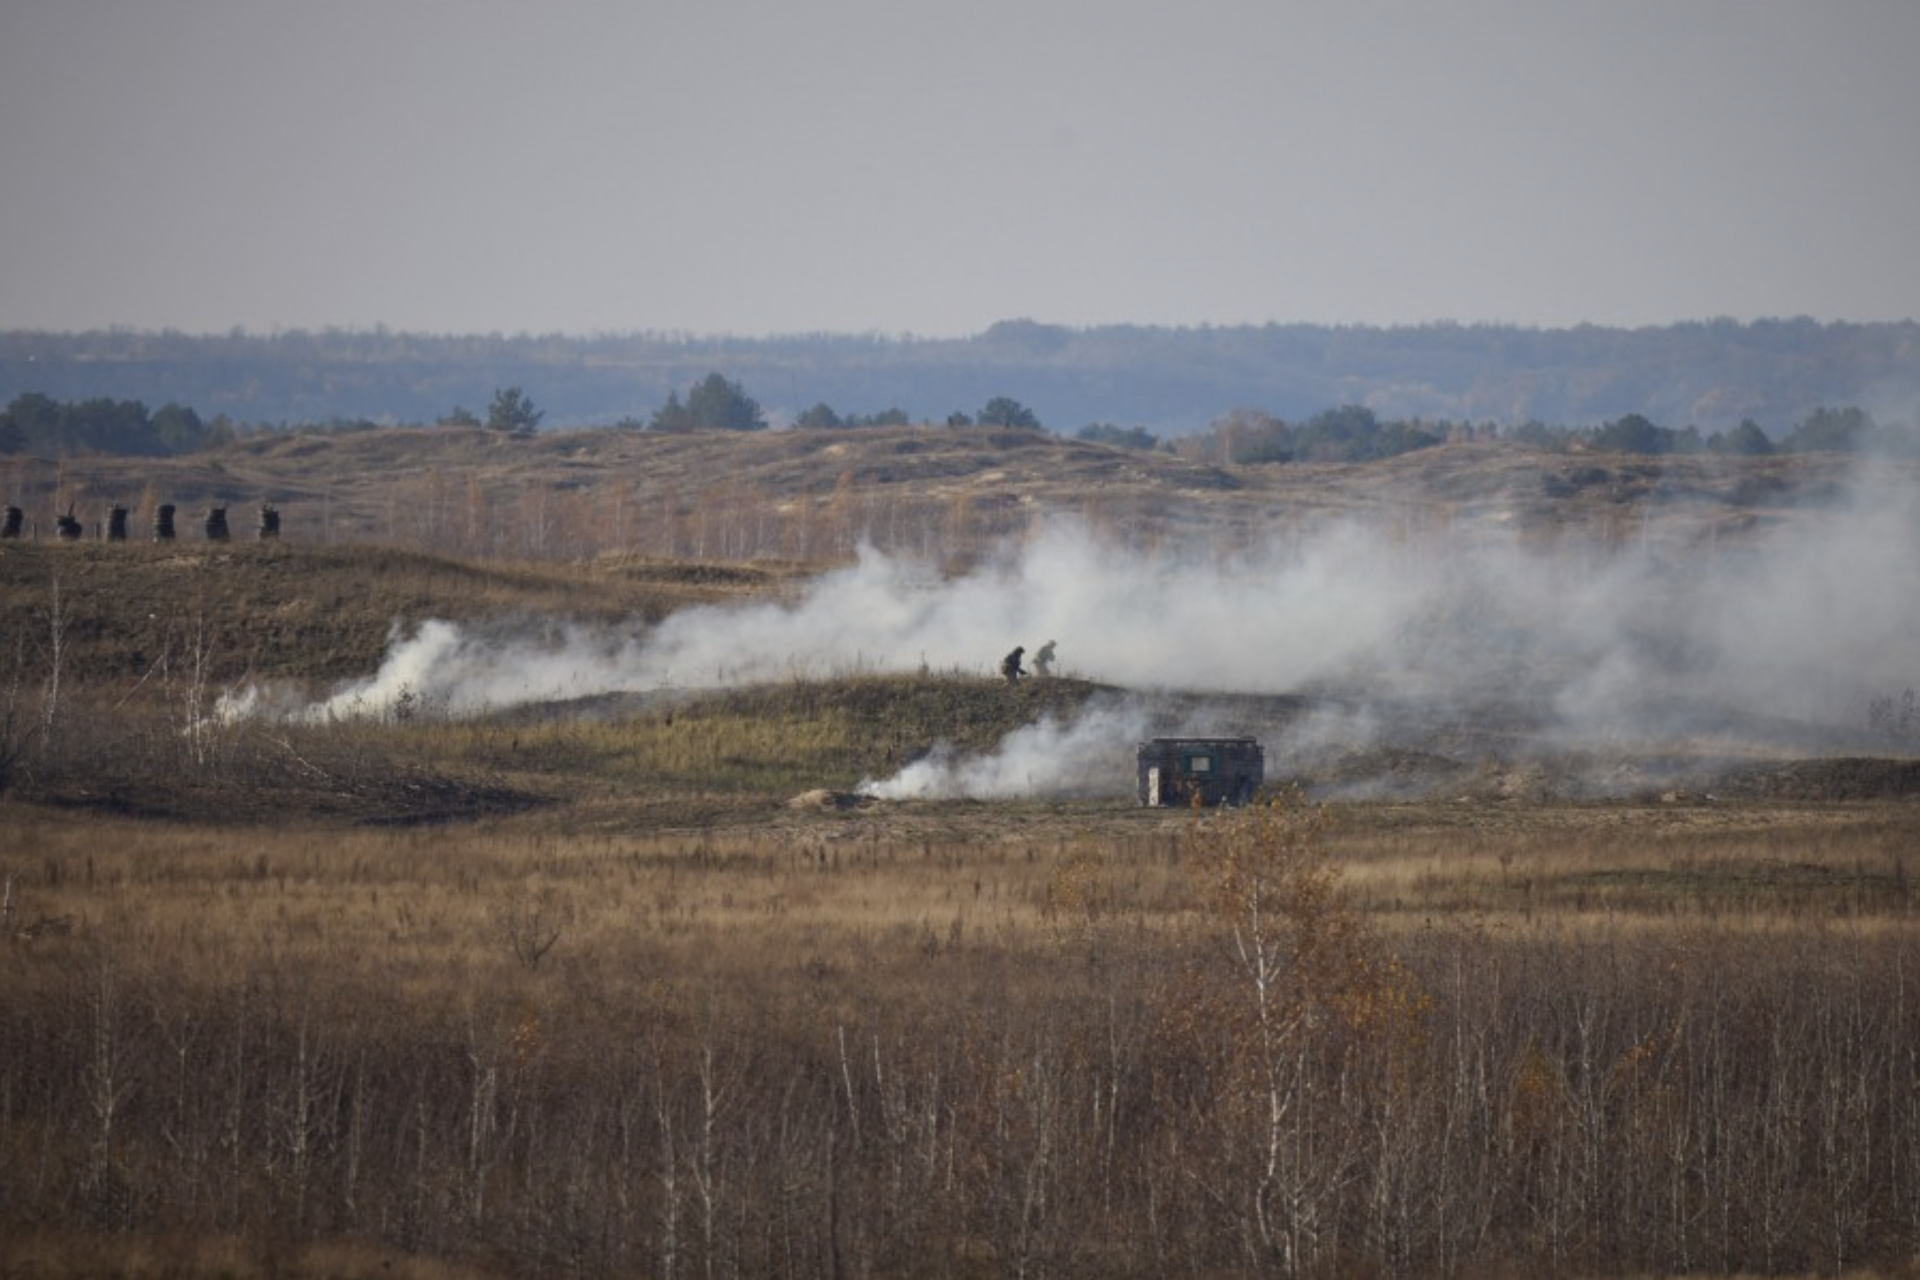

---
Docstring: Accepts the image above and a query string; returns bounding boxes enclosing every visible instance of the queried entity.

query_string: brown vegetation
[3,645,1919,1276]
[6,427,1899,567]
[4,437,1920,1276]
[3,790,1918,1278]
[0,539,809,686]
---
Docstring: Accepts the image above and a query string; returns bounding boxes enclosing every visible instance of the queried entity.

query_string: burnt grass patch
[702,672,1114,770]
[1714,756,1920,802]
[6,718,549,827]
[22,769,546,828]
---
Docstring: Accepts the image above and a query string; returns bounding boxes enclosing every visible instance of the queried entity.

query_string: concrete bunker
[1137,736,1264,807]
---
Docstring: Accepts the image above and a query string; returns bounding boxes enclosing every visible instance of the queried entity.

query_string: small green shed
[1136,737,1264,807]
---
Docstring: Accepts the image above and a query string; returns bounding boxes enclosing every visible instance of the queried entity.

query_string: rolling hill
[4,423,1888,564]
[5,427,1914,817]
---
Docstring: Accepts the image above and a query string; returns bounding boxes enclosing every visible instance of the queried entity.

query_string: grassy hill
[4,430,1916,827]
[10,417,1920,1280]
[5,427,1892,691]
[4,425,1888,565]
[0,539,809,684]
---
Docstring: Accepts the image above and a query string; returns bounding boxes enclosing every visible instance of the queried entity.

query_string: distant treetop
[976,396,1041,429]
[650,373,767,431]
[485,387,543,434]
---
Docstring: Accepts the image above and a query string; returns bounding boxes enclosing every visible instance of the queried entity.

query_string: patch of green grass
[418,673,1113,798]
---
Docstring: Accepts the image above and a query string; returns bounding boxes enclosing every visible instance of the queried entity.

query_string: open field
[6,704,1919,1280]
[5,788,1920,1278]
[4,428,1901,566]
[5,440,1920,1276]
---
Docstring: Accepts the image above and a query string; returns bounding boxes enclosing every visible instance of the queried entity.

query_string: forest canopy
[2,319,1913,437]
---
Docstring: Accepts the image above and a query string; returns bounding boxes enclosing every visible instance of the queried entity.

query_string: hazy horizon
[5,1,1918,339]
[10,314,1912,343]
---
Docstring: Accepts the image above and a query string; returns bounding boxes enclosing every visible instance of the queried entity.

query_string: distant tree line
[1122,402,1919,466]
[1542,405,1901,457]
[5,318,1916,436]
[0,392,236,456]
[6,373,1912,466]
[637,377,1047,434]
[796,403,911,429]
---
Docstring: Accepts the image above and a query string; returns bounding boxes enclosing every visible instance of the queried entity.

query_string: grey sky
[3,0,1916,337]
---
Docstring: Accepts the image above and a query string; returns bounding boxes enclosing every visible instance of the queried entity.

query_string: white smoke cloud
[223,466,1920,794]
[223,522,1450,725]
[219,618,658,723]
[858,699,1151,800]
[1538,469,1920,744]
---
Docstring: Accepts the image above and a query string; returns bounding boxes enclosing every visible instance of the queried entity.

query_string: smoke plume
[223,468,1920,797]
[858,699,1151,800]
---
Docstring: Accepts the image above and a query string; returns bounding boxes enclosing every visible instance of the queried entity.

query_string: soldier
[1033,640,1057,677]
[1001,646,1026,686]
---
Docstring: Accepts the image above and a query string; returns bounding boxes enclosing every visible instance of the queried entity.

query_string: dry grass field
[2,426,1886,565]
[5,788,1917,1278]
[4,432,1920,1277]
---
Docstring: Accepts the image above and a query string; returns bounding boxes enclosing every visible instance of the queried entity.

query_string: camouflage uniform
[1001,646,1026,685]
